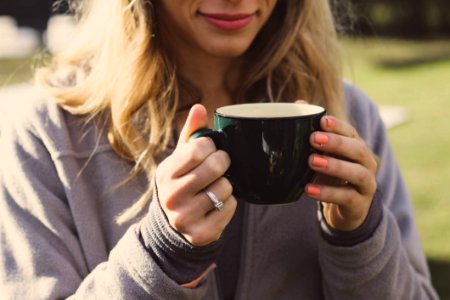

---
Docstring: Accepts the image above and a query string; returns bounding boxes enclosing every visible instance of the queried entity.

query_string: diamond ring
[205,189,224,212]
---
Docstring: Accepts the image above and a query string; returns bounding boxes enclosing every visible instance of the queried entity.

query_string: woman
[0,0,438,299]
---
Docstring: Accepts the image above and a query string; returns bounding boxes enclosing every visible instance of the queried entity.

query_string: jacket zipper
[214,267,225,300]
[232,202,249,300]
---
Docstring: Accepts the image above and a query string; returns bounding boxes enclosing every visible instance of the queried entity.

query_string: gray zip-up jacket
[0,83,438,299]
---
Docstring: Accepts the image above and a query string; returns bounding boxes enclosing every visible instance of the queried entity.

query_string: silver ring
[205,189,224,212]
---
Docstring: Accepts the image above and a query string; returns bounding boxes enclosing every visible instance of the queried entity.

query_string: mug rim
[215,102,325,120]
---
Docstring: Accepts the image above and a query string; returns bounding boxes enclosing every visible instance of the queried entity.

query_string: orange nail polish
[312,155,328,168]
[326,117,336,128]
[306,184,321,196]
[315,133,329,145]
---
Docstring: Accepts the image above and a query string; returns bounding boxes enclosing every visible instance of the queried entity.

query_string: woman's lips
[199,13,254,31]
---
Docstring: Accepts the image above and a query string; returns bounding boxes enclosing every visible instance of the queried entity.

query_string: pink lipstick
[200,13,253,31]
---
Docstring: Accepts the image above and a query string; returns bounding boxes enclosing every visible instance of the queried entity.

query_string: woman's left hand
[306,116,379,231]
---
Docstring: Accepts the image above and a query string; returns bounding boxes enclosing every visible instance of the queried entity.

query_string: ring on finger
[205,189,224,212]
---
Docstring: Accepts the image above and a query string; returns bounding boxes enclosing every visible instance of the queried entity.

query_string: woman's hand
[306,116,379,231]
[155,104,237,246]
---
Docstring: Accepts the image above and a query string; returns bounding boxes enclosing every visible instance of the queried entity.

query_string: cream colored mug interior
[216,103,324,118]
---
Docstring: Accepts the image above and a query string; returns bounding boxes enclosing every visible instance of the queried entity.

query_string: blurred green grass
[342,38,450,298]
[1,39,450,297]
[0,56,35,87]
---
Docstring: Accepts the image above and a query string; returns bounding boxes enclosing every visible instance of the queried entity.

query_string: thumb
[178,104,209,144]
[295,99,308,104]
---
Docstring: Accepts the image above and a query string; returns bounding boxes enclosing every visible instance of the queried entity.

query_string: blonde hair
[36,0,346,223]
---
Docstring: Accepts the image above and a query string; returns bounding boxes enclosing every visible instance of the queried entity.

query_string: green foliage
[349,0,450,37]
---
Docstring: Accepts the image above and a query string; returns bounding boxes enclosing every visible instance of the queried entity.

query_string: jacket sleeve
[318,84,438,300]
[0,111,211,299]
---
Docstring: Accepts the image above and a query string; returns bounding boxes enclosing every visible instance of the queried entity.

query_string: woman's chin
[203,41,253,59]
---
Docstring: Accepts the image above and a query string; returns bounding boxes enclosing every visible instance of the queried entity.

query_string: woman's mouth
[199,12,254,31]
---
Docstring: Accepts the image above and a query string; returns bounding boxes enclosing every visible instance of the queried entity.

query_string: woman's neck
[175,51,241,128]
[176,55,243,129]
[177,53,239,97]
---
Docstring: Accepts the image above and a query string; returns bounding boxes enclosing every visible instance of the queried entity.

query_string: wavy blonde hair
[36,0,346,223]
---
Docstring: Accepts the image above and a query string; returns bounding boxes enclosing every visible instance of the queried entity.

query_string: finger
[163,137,217,178]
[162,149,230,206]
[317,116,379,172]
[165,177,234,244]
[166,176,233,215]
[178,104,209,145]
[320,116,359,139]
[305,183,359,207]
[200,177,234,213]
[187,195,237,246]
[310,132,378,173]
[309,154,377,195]
[305,183,371,230]
[175,149,231,194]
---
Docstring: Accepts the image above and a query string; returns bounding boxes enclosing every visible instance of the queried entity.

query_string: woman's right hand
[155,104,237,247]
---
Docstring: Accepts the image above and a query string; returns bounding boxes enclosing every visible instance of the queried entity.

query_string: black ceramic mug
[192,102,326,205]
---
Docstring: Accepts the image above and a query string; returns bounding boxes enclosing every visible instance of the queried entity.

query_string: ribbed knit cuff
[319,189,384,247]
[138,185,223,284]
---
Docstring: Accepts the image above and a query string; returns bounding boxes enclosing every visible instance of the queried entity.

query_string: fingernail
[326,117,336,128]
[314,133,329,145]
[306,184,321,196]
[312,155,328,168]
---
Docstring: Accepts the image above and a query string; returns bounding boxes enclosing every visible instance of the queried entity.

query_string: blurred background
[0,0,449,298]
